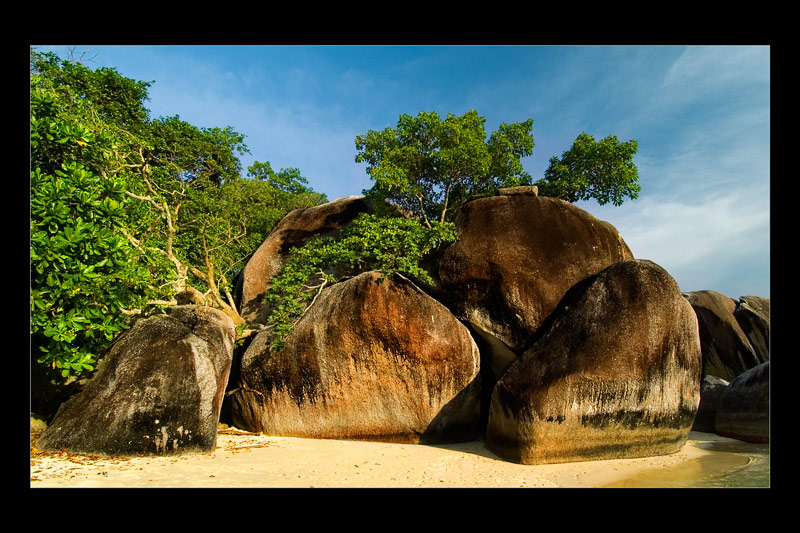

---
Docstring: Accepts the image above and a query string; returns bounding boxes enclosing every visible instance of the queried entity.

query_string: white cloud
[662,45,769,101]
[588,189,770,297]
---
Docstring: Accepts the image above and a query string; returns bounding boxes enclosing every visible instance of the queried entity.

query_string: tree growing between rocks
[263,110,640,347]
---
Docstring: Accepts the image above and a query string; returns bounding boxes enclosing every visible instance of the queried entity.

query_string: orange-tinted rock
[37,306,235,456]
[486,260,701,465]
[231,272,481,444]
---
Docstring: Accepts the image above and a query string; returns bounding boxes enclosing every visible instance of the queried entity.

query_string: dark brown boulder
[682,290,761,382]
[485,260,702,465]
[691,375,730,433]
[236,195,371,326]
[438,194,633,382]
[715,361,769,443]
[36,306,235,456]
[231,271,481,444]
[734,295,769,364]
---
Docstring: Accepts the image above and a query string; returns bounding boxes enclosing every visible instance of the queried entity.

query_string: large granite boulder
[734,295,770,364]
[715,361,770,443]
[36,306,235,456]
[485,260,702,465]
[691,375,730,433]
[682,290,761,381]
[236,195,371,326]
[438,194,633,382]
[231,271,482,444]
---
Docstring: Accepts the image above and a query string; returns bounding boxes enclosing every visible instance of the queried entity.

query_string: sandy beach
[29,425,767,488]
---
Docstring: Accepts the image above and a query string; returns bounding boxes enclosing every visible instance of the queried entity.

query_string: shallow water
[604,439,770,488]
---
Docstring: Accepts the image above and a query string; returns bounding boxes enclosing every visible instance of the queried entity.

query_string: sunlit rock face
[37,306,235,456]
[437,194,633,383]
[715,361,769,443]
[485,260,702,465]
[682,290,763,382]
[236,195,371,326]
[232,271,482,444]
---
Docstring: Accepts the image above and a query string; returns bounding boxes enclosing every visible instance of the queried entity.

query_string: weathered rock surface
[231,271,482,444]
[715,361,770,443]
[691,375,730,433]
[734,295,770,364]
[485,260,702,465]
[438,194,633,382]
[682,290,761,382]
[37,306,235,456]
[236,195,371,326]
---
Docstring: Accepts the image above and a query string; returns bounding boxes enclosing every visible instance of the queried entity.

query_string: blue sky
[35,45,770,299]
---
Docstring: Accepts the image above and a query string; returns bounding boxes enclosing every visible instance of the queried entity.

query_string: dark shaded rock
[36,306,235,456]
[734,295,769,364]
[683,290,761,382]
[691,375,730,433]
[485,260,701,465]
[236,195,371,326]
[231,271,481,444]
[715,361,769,443]
[438,194,633,383]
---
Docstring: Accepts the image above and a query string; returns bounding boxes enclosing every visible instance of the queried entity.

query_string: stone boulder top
[498,185,538,196]
[438,193,633,356]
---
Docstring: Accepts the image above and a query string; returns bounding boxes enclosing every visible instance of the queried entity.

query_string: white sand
[29,428,758,488]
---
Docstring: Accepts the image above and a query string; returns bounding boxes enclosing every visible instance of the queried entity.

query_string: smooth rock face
[236,195,370,326]
[231,271,482,444]
[683,290,761,381]
[715,361,769,443]
[733,295,770,364]
[485,260,702,465]
[438,195,633,382]
[37,306,235,456]
[691,375,730,433]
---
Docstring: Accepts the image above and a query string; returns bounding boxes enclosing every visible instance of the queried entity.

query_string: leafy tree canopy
[30,48,325,386]
[534,132,640,206]
[355,110,534,226]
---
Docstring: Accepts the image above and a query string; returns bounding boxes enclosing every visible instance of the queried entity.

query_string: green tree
[355,110,534,226]
[30,52,161,378]
[534,132,640,206]
[30,48,326,383]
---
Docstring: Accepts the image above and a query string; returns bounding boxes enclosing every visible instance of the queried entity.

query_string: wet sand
[29,428,766,488]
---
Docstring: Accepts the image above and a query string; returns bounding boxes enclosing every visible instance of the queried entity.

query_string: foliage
[264,213,457,350]
[30,54,159,377]
[534,133,640,206]
[30,48,325,380]
[355,110,534,226]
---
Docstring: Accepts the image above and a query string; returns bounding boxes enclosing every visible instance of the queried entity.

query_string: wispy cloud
[662,46,770,99]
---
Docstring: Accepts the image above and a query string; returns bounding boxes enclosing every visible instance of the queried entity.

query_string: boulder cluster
[682,291,770,443]
[36,189,770,462]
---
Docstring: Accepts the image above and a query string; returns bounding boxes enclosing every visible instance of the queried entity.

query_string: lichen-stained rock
[715,361,769,443]
[485,260,701,465]
[438,194,633,382]
[236,195,371,326]
[231,271,482,444]
[682,290,762,382]
[36,306,235,456]
[733,295,770,364]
